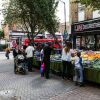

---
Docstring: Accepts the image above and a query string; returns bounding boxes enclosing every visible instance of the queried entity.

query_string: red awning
[24,38,61,45]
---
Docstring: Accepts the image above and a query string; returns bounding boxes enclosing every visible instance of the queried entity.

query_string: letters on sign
[74,21,100,32]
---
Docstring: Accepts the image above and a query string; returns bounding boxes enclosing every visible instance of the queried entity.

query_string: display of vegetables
[92,59,100,68]
[81,51,100,68]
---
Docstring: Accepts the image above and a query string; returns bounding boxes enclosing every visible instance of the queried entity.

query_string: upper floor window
[93,10,100,18]
[78,3,85,11]
[78,3,85,21]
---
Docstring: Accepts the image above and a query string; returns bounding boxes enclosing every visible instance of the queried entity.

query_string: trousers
[27,57,33,71]
[74,67,83,83]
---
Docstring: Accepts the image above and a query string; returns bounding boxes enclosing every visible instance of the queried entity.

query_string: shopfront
[71,18,100,50]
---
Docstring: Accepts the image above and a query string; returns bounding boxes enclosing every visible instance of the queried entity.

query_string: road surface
[0,52,100,100]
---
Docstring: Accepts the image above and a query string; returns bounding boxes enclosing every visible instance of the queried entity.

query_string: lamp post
[59,0,66,31]
[59,0,68,40]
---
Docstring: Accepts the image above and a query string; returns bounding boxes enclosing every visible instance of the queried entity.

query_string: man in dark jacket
[13,48,18,58]
[43,43,53,79]
[12,47,18,73]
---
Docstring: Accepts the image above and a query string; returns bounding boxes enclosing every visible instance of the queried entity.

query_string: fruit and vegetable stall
[33,50,100,83]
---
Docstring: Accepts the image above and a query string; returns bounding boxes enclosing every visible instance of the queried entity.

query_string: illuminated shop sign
[72,19,100,33]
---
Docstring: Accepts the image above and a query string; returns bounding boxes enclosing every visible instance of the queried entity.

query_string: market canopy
[24,38,62,45]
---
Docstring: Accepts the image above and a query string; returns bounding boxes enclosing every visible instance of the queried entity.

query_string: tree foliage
[0,30,4,39]
[4,0,59,42]
[77,0,100,10]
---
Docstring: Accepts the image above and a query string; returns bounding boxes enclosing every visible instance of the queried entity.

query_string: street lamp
[59,0,66,31]
[59,0,68,40]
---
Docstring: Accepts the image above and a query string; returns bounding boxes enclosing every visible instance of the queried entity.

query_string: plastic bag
[40,63,45,75]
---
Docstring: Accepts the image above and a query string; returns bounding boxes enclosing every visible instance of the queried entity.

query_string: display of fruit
[81,51,100,59]
[81,51,100,68]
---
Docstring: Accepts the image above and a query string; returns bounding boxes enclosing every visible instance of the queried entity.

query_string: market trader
[43,43,53,79]
[25,43,34,72]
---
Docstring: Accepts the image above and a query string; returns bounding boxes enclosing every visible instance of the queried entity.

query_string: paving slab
[0,53,100,100]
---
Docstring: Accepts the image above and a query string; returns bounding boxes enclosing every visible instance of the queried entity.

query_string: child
[5,48,10,59]
[74,52,84,87]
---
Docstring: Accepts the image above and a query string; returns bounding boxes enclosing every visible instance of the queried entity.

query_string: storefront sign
[72,18,100,33]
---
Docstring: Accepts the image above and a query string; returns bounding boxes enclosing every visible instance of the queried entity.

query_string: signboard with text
[72,18,100,33]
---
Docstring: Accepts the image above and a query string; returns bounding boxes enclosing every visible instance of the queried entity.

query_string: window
[78,3,85,21]
[78,11,85,21]
[93,10,100,18]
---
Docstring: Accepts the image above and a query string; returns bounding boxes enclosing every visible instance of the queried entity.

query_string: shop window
[97,35,100,50]
[76,36,96,50]
[76,37,81,49]
[85,36,95,50]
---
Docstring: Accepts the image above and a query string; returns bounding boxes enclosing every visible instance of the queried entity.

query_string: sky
[56,0,69,23]
[0,0,70,29]
[0,0,4,29]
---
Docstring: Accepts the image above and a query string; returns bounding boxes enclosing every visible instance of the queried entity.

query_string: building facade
[58,22,70,34]
[70,0,100,50]
[70,0,94,23]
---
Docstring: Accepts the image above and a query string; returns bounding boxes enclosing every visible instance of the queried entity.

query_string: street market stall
[81,51,100,83]
[33,50,100,84]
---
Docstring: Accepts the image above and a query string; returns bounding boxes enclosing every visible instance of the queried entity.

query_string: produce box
[50,61,62,73]
[84,68,100,83]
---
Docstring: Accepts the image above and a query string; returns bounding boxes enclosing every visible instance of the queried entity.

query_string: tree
[76,0,100,10]
[0,30,4,39]
[3,0,59,43]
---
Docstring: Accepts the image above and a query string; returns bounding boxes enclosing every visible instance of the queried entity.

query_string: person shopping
[25,43,34,72]
[74,52,84,86]
[43,43,53,79]
[62,44,73,79]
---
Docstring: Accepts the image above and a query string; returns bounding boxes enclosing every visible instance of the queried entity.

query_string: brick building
[70,0,93,23]
[70,0,100,50]
[58,22,70,34]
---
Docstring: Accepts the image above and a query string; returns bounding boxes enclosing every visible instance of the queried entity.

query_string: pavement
[0,52,100,100]
[0,52,13,60]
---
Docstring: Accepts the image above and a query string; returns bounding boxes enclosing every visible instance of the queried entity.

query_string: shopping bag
[40,63,45,75]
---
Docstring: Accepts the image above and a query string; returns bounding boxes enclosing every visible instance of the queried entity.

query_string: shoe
[75,82,78,86]
[62,76,65,79]
[28,70,33,72]
[41,75,44,77]
[79,82,84,87]
[28,69,34,72]
[46,77,50,79]
[67,77,70,80]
